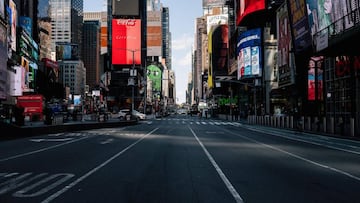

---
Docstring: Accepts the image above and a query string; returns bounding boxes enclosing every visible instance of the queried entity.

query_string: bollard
[350,118,355,137]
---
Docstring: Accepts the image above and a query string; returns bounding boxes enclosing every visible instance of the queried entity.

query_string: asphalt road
[1,114,360,203]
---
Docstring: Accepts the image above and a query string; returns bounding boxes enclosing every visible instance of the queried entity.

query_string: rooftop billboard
[111,19,141,65]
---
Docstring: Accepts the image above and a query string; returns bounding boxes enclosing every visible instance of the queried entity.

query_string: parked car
[118,109,146,121]
[132,109,146,120]
[118,109,131,120]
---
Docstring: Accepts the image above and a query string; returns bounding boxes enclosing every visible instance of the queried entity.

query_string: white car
[118,109,131,120]
[118,109,146,120]
[132,110,146,120]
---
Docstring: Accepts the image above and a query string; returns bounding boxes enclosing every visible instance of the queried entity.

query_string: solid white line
[41,128,159,203]
[188,127,244,203]
[225,129,360,182]
[0,136,91,162]
[248,127,360,155]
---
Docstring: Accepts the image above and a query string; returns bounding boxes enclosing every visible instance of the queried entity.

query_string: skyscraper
[49,0,83,59]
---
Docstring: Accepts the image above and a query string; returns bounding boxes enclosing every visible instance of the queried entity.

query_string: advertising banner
[211,24,229,76]
[0,21,7,99]
[0,0,4,20]
[147,65,162,92]
[308,56,323,101]
[277,3,294,87]
[112,19,141,65]
[9,66,23,96]
[237,28,262,79]
[9,0,17,52]
[56,43,79,61]
[287,0,312,53]
[19,16,32,37]
[207,14,228,34]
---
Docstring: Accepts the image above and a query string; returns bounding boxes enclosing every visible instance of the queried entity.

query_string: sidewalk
[0,113,137,139]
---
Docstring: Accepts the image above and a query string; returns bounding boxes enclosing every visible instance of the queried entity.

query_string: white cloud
[171,33,195,104]
[173,51,192,67]
[172,33,194,51]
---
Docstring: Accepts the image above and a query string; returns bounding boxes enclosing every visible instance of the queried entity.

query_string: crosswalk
[147,118,243,127]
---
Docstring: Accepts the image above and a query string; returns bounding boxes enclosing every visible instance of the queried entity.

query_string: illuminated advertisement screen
[237,28,262,79]
[112,19,141,65]
[236,0,265,25]
[19,16,32,37]
[56,43,79,61]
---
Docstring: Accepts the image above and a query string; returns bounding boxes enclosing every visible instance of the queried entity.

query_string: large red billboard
[112,19,141,65]
[236,0,265,25]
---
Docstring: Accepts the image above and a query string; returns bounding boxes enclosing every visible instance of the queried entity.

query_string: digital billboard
[112,19,141,65]
[56,43,79,61]
[19,16,32,37]
[237,28,262,79]
[236,0,265,25]
[112,0,139,16]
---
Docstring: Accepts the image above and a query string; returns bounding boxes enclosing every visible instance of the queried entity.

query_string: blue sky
[84,0,203,104]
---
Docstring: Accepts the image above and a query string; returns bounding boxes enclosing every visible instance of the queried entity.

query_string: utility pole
[130,50,136,114]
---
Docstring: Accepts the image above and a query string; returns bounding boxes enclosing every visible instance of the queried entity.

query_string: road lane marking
[0,136,91,162]
[247,126,360,155]
[0,173,34,195]
[41,127,159,203]
[30,138,75,142]
[13,173,74,197]
[224,128,360,182]
[100,138,114,144]
[188,127,244,203]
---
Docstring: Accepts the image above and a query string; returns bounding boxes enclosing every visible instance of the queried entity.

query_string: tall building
[107,0,147,111]
[37,0,52,60]
[49,0,83,59]
[161,6,171,70]
[58,60,86,96]
[82,20,100,89]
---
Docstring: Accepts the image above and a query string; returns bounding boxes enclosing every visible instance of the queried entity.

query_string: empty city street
[1,115,360,203]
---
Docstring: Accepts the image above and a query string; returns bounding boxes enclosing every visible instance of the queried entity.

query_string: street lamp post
[143,60,147,114]
[118,48,147,114]
[130,50,135,114]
